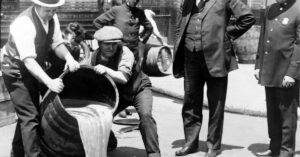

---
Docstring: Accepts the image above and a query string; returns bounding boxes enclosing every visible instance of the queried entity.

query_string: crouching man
[85,26,161,157]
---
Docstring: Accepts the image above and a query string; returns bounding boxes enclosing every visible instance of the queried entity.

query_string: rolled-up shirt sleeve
[51,14,64,49]
[10,16,37,60]
[118,46,134,78]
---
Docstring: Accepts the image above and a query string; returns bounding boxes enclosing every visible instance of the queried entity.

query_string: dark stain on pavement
[248,143,269,155]
[108,147,147,157]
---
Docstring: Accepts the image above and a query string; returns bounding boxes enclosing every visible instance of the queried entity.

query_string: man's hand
[94,64,107,75]
[282,76,295,88]
[46,78,64,93]
[64,57,80,72]
[254,69,260,80]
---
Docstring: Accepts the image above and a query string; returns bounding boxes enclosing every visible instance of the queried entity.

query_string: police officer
[255,0,300,157]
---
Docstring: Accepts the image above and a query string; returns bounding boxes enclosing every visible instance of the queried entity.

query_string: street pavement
[1,63,300,157]
[1,92,299,157]
[150,64,300,118]
[109,92,300,157]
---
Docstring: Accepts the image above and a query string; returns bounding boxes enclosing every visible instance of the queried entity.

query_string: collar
[34,6,48,25]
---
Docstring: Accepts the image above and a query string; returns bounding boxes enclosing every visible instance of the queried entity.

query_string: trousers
[182,47,228,150]
[2,67,42,157]
[114,87,160,156]
[265,82,298,155]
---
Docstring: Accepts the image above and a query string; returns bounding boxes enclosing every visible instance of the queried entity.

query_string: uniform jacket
[173,0,255,78]
[255,0,300,87]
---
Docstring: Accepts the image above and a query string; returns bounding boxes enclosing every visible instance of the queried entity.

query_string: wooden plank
[0,76,10,102]
[0,101,16,127]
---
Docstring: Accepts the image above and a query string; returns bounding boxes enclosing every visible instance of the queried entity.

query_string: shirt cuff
[51,40,65,50]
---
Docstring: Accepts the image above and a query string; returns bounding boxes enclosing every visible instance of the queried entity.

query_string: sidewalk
[149,64,300,119]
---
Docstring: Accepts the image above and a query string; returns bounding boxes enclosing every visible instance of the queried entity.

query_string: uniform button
[275,18,278,21]
[266,40,270,43]
[265,51,268,55]
[280,7,283,11]
[270,28,273,31]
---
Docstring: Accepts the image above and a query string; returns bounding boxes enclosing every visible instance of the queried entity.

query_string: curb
[151,86,300,120]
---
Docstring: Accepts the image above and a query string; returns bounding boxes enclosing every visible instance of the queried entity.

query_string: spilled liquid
[63,99,113,157]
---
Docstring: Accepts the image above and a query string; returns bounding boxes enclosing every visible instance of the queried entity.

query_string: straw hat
[32,0,65,7]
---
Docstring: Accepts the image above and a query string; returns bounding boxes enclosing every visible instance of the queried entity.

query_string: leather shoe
[205,149,220,157]
[256,150,279,156]
[175,145,198,156]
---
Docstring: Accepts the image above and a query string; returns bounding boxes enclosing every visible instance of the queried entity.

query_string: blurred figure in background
[47,22,91,79]
[140,9,168,46]
[93,0,153,65]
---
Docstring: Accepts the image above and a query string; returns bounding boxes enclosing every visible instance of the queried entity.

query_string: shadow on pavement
[108,147,147,157]
[248,143,300,156]
[247,143,268,155]
[172,139,243,153]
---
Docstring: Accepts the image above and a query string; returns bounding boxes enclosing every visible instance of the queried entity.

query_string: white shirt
[7,7,64,61]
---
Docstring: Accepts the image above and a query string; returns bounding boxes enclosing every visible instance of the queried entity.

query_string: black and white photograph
[0,0,299,157]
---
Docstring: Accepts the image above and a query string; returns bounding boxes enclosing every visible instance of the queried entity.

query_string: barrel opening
[59,67,118,109]
[142,45,173,76]
[39,66,119,157]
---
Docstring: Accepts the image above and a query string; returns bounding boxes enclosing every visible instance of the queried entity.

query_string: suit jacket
[173,0,255,78]
[255,0,300,87]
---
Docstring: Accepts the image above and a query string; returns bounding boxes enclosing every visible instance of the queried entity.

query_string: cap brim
[32,0,65,7]
[102,40,122,43]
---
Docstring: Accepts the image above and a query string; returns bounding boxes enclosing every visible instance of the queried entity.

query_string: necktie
[198,0,206,11]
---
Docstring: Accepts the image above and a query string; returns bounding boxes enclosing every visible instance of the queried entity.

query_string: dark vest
[92,46,151,101]
[184,2,204,52]
[3,6,55,74]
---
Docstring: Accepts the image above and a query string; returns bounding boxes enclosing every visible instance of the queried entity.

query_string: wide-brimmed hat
[94,26,123,43]
[32,0,65,7]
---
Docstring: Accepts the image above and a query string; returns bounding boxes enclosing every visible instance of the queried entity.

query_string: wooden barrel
[0,74,15,127]
[39,66,119,157]
[233,0,265,64]
[233,25,261,64]
[142,45,173,76]
[0,75,10,102]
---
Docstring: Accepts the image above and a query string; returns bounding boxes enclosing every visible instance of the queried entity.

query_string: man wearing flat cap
[0,0,80,156]
[85,26,161,157]
[93,0,153,64]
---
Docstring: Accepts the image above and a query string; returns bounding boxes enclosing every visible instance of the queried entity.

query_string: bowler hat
[94,26,123,43]
[32,0,65,7]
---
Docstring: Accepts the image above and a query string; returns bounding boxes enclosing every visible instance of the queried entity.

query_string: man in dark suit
[255,0,300,157]
[172,0,255,156]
